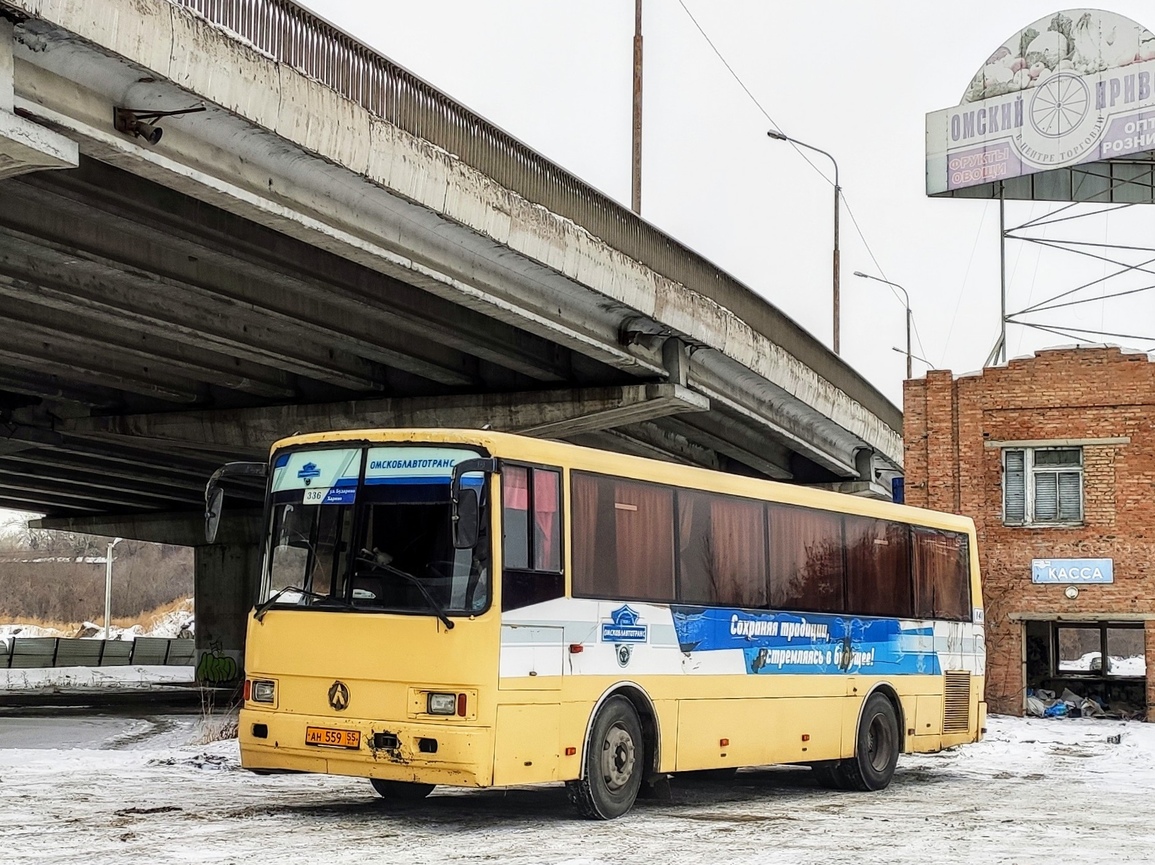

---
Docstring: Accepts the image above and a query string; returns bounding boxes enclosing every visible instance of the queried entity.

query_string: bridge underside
[0,0,904,670]
[0,156,863,524]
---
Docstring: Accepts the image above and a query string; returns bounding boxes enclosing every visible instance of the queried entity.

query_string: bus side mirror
[205,461,269,543]
[451,457,500,550]
[452,488,480,549]
[205,486,225,544]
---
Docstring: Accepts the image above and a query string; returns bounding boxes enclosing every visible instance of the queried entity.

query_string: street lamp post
[104,537,123,641]
[767,130,841,354]
[854,271,913,380]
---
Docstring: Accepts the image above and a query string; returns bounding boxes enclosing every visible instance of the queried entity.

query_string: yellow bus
[210,428,985,819]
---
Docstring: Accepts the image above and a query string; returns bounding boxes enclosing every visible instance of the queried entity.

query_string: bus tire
[566,695,644,820]
[840,693,900,791]
[369,778,436,801]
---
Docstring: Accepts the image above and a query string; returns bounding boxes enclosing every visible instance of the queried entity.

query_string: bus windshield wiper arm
[254,585,353,621]
[357,551,455,631]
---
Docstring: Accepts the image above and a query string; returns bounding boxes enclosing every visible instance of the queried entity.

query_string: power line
[674,0,829,185]
[942,202,989,366]
[676,1,899,305]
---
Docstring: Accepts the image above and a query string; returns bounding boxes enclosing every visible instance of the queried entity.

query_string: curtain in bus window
[502,467,529,570]
[912,528,971,621]
[768,505,845,613]
[678,491,712,603]
[713,495,767,607]
[678,490,766,607]
[614,480,674,601]
[844,516,912,618]
[572,473,612,596]
[533,469,561,572]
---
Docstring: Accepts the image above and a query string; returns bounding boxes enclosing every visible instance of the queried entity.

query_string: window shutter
[1034,472,1058,521]
[1004,450,1025,522]
[1057,471,1082,521]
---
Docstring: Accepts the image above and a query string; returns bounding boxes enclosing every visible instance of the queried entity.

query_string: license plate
[305,726,361,749]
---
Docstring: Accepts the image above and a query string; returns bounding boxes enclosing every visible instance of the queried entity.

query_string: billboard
[927,10,1155,195]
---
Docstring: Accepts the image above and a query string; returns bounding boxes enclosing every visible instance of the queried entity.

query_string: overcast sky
[301,0,1155,407]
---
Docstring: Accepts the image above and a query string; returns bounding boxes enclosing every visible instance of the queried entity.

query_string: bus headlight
[251,680,276,704]
[427,693,457,715]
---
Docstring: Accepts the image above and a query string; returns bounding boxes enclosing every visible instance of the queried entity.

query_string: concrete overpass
[0,0,903,672]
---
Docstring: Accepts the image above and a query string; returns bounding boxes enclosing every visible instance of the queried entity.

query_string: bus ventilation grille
[943,672,971,733]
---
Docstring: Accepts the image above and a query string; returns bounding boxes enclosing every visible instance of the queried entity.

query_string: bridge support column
[0,19,78,179]
[193,539,261,686]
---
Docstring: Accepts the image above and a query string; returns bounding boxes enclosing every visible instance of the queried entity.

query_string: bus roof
[273,428,973,534]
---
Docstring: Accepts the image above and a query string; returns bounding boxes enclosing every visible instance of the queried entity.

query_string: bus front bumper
[239,708,493,787]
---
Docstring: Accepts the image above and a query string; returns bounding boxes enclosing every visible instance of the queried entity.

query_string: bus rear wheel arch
[814,690,902,791]
[566,695,645,819]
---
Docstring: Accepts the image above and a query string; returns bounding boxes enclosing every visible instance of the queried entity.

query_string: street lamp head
[853,271,869,278]
[766,130,788,141]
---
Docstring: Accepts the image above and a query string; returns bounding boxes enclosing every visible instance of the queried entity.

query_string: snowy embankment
[2,714,1153,864]
[0,598,194,646]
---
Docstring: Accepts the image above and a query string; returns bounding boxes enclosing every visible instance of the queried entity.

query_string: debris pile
[1026,687,1144,721]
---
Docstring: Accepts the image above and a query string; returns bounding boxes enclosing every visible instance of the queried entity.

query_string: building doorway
[1024,620,1146,718]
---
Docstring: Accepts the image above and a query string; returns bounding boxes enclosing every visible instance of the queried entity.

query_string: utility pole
[767,131,841,354]
[854,271,912,379]
[631,0,643,214]
[104,537,123,641]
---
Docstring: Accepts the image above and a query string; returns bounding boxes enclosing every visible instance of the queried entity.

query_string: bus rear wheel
[566,695,644,820]
[841,693,900,791]
[369,778,436,801]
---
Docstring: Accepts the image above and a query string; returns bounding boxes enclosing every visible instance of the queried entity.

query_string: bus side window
[572,473,675,602]
[677,489,767,608]
[503,467,530,570]
[912,528,971,620]
[844,515,913,618]
[502,465,564,611]
[768,504,846,614]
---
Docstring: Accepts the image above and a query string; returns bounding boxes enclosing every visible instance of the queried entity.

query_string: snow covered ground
[2,714,1154,865]
[0,665,193,691]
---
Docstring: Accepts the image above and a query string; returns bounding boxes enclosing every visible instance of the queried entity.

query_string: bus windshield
[263,445,490,616]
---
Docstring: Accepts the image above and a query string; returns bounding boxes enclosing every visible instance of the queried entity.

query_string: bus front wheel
[566,695,644,819]
[369,778,436,801]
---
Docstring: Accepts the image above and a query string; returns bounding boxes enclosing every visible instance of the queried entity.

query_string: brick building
[904,346,1154,717]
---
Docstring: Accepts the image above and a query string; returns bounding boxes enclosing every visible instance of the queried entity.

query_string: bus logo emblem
[328,680,350,712]
[601,605,648,643]
[298,462,322,484]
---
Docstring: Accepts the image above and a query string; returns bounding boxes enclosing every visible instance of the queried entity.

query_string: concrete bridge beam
[0,17,77,179]
[60,384,711,456]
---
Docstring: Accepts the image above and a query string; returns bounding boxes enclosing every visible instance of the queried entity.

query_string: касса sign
[1031,558,1114,584]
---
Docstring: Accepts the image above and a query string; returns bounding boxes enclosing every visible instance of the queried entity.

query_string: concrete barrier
[2,637,195,668]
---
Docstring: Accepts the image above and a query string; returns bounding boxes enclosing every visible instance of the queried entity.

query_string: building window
[1003,447,1083,525]
[1053,623,1146,678]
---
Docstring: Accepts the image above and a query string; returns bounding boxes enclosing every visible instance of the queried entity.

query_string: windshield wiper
[253,585,354,621]
[356,550,455,631]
